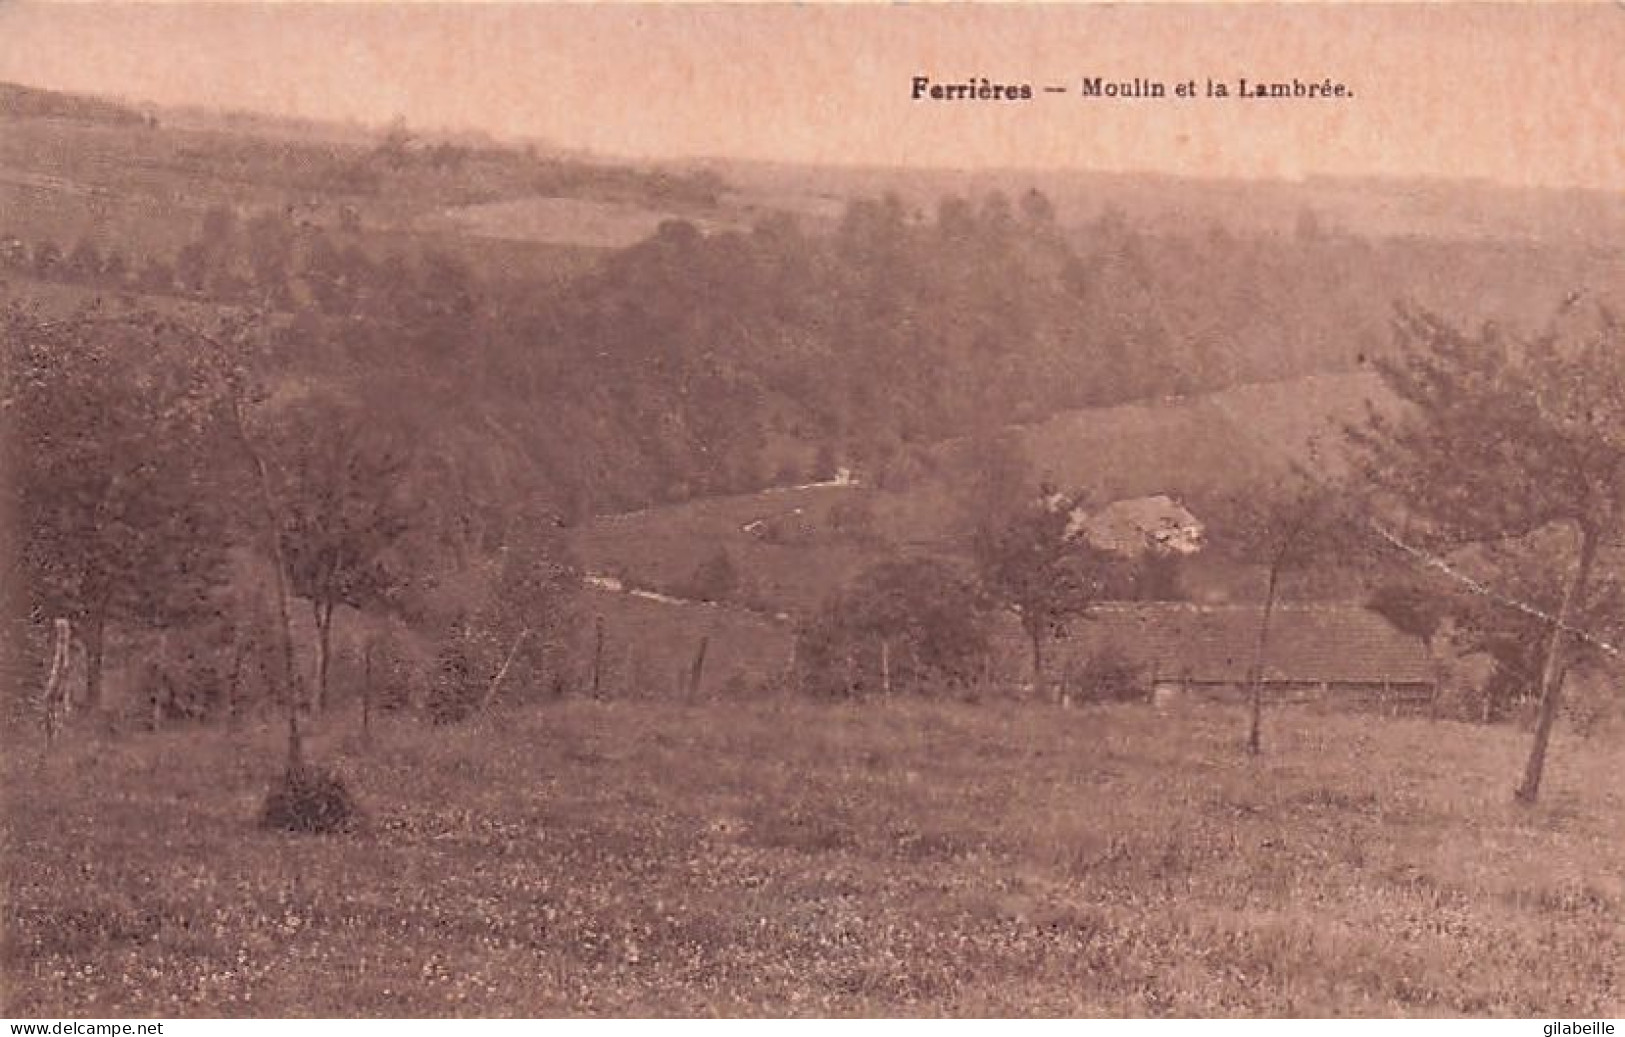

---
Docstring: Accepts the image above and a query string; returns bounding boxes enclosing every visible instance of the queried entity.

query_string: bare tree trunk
[40,617,71,748]
[361,638,373,740]
[687,635,709,699]
[226,396,303,769]
[150,629,169,731]
[1515,523,1600,804]
[880,638,891,696]
[481,627,530,712]
[266,514,302,767]
[312,600,334,714]
[1027,621,1046,700]
[1247,562,1283,756]
[82,611,105,713]
[162,319,302,768]
[225,633,246,729]
[787,634,799,693]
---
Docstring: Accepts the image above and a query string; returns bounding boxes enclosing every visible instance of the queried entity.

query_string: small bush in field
[362,629,418,713]
[426,632,487,724]
[1062,647,1146,704]
[260,764,356,834]
[680,547,740,603]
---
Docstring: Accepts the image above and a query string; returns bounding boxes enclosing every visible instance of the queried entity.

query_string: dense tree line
[2,299,577,740]
[8,173,1620,810]
[490,192,1218,510]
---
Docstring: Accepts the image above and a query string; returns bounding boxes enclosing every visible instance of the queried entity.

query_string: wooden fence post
[592,614,605,699]
[361,638,373,740]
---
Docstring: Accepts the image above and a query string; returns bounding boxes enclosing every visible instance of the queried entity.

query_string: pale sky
[1,3,1622,189]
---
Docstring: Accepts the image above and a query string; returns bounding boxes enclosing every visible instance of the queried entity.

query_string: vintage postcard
[2,1,1621,1021]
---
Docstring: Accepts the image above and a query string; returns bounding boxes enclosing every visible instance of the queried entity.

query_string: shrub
[31,240,62,277]
[260,763,357,834]
[812,442,840,481]
[1563,669,1623,738]
[1060,646,1146,704]
[361,629,418,713]
[680,547,740,603]
[876,445,932,491]
[828,495,878,544]
[426,632,487,725]
[797,557,990,698]
[772,458,804,486]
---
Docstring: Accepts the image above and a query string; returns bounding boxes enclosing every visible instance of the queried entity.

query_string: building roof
[1069,494,1205,557]
[1051,603,1436,685]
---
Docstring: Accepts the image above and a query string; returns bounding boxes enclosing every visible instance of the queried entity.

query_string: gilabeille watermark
[1544,1023,1616,1037]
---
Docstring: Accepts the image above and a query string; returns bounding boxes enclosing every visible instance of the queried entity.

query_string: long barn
[1047,603,1438,713]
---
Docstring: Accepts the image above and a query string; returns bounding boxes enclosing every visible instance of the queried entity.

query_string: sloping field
[5,698,1619,1016]
[577,586,793,699]
[1016,370,1386,504]
[572,483,883,617]
[570,372,1389,619]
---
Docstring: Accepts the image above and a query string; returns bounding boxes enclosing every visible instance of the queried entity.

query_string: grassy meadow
[4,697,1620,1017]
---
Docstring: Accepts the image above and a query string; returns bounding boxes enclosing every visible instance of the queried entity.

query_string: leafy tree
[243,211,295,307]
[3,303,234,711]
[1368,530,1623,724]
[209,317,310,770]
[268,393,416,713]
[797,557,990,698]
[812,441,839,482]
[301,233,358,315]
[101,249,128,286]
[174,242,208,294]
[375,117,415,169]
[1348,304,1625,802]
[973,487,1116,696]
[199,204,238,260]
[422,513,577,722]
[1207,478,1353,754]
[65,239,103,283]
[682,546,740,604]
[467,513,579,708]
[135,257,174,294]
[952,430,1033,538]
[31,240,61,278]
[1020,187,1057,229]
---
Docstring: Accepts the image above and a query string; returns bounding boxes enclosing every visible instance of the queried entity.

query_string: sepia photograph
[1,0,1622,1021]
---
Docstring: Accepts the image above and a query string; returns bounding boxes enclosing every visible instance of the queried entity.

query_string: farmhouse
[1056,603,1438,712]
[1068,494,1204,556]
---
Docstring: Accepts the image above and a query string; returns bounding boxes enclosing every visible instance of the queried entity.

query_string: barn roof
[1053,603,1436,685]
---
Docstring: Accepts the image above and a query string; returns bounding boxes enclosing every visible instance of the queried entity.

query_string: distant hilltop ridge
[0,81,152,127]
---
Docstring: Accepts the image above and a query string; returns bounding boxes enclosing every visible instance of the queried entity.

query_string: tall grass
[4,698,1619,1016]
